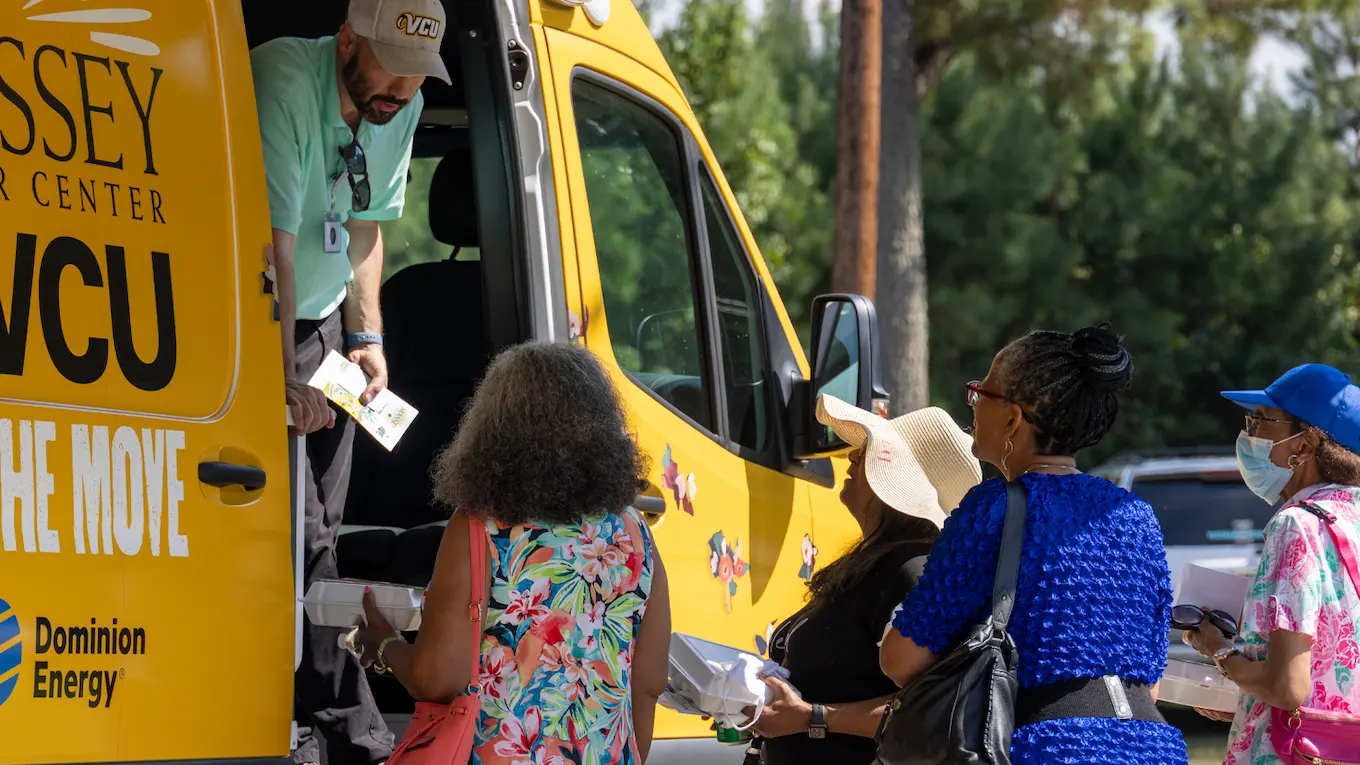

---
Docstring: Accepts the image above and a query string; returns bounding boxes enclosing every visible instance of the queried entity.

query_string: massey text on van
[0,36,164,204]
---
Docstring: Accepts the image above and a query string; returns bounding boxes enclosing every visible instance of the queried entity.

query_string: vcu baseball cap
[348,0,452,85]
[1222,363,1360,451]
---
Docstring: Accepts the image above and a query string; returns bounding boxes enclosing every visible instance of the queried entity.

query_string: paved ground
[309,706,1229,764]
[382,715,743,764]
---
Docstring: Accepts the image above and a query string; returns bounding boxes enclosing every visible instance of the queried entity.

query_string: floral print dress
[1224,483,1360,765]
[472,508,655,765]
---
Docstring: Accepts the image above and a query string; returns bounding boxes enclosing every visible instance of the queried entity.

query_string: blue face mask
[1235,430,1304,504]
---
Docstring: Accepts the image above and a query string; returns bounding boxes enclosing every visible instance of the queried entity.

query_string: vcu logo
[0,599,19,706]
[396,12,441,39]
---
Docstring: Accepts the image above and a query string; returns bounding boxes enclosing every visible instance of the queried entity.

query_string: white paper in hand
[1175,563,1252,622]
[307,351,419,451]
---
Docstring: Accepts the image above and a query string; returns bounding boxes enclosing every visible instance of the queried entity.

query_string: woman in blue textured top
[879,324,1189,764]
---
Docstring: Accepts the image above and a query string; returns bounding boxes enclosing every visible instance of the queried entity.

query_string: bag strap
[992,480,1029,629]
[1298,501,1360,599]
[464,513,488,690]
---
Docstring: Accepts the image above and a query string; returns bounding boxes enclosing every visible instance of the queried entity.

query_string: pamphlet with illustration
[307,350,419,451]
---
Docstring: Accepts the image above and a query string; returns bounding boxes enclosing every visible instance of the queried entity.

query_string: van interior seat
[337,138,489,585]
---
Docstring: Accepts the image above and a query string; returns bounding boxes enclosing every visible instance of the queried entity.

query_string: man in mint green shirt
[250,1,449,763]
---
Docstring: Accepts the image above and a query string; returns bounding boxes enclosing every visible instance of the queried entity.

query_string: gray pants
[292,311,394,765]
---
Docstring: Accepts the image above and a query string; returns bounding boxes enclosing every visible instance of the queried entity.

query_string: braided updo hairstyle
[998,323,1134,456]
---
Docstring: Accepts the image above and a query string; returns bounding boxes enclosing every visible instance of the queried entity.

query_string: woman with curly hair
[354,341,671,765]
[879,324,1190,764]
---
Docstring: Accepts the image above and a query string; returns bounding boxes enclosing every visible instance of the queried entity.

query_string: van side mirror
[792,294,888,458]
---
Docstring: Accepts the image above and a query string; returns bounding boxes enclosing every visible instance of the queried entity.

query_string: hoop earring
[1002,437,1014,479]
[1288,454,1301,469]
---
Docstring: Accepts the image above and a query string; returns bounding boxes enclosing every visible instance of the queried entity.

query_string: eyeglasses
[1171,604,1239,638]
[1245,412,1294,437]
[965,380,1008,408]
[339,140,371,213]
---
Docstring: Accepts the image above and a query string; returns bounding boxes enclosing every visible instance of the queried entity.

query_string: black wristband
[346,331,383,349]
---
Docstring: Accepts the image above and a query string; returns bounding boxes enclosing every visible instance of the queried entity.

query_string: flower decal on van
[708,531,747,612]
[798,534,819,581]
[568,307,590,343]
[662,445,697,515]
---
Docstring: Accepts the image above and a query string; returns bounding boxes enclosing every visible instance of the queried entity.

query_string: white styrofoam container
[1159,656,1241,713]
[666,633,761,724]
[303,579,425,631]
[664,633,801,727]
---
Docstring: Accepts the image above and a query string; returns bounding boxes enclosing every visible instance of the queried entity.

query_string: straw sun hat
[816,394,983,528]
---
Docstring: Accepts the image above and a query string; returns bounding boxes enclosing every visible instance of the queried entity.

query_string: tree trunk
[829,0,881,298]
[877,0,929,414]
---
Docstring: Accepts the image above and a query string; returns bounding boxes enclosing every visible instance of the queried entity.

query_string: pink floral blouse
[1224,483,1360,765]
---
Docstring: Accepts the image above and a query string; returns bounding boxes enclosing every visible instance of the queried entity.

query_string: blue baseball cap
[1221,364,1360,451]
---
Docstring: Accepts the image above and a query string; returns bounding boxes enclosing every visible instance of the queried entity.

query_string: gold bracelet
[374,635,402,675]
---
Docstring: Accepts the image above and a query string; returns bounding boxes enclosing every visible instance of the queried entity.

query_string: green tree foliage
[655,0,833,333]
[654,1,1360,462]
[923,50,1360,463]
[912,0,1159,96]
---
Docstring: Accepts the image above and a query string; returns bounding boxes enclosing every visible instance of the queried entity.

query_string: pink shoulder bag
[1269,501,1360,765]
[387,514,488,765]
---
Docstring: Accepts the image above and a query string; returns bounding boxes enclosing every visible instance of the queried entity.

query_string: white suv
[1090,449,1267,663]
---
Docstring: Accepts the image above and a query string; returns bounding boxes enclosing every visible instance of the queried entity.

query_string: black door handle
[633,495,666,515]
[199,461,267,491]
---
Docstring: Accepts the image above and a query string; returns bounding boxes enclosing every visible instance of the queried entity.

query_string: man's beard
[342,54,409,126]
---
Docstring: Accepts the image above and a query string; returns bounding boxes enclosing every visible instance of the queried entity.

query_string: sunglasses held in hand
[1171,604,1239,638]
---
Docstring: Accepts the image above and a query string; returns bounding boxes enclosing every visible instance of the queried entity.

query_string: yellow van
[0,1,886,762]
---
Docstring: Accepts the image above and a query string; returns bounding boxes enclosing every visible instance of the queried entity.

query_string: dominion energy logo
[0,602,143,709]
[0,598,18,706]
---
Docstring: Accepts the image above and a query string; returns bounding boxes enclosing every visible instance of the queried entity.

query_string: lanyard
[328,170,350,216]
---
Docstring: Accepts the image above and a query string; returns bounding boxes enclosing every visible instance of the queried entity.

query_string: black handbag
[873,481,1027,765]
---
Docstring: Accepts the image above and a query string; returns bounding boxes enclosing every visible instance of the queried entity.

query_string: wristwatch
[1211,645,1242,678]
[808,703,827,740]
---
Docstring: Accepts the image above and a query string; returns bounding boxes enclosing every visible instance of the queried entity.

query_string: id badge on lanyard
[324,171,348,253]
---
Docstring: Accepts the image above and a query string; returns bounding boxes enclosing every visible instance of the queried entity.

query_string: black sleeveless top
[760,542,930,765]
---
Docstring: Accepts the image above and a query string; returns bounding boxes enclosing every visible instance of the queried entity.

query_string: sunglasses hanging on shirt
[339,139,371,213]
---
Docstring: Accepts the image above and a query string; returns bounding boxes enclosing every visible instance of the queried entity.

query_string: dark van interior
[241,0,524,712]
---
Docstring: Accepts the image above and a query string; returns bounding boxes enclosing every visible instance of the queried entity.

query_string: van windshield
[1132,473,1270,547]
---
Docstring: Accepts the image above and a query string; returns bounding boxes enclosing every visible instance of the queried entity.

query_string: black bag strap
[991,481,1029,629]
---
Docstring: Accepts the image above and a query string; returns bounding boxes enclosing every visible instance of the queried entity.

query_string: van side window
[700,172,771,452]
[572,79,714,432]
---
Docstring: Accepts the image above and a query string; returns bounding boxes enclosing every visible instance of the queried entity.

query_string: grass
[1165,705,1229,765]
[1188,743,1228,765]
